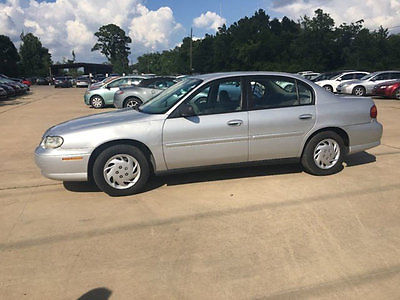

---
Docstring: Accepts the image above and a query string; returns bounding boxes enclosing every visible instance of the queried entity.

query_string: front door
[163,78,249,169]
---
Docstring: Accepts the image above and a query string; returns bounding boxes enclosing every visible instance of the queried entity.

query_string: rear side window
[354,73,367,79]
[248,76,313,109]
[341,74,354,80]
[390,72,400,79]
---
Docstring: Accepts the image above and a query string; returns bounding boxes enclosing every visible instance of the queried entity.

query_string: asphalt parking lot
[0,86,399,299]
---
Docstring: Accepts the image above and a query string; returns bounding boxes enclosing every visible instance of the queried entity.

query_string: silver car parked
[337,71,400,96]
[113,77,177,109]
[35,72,382,196]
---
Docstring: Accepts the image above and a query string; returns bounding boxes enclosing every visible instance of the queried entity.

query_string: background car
[372,80,400,99]
[0,78,25,95]
[54,76,73,88]
[337,71,400,96]
[36,72,382,196]
[0,83,16,97]
[315,71,369,92]
[84,76,148,108]
[0,87,7,99]
[76,76,91,88]
[113,77,177,109]
[36,77,49,85]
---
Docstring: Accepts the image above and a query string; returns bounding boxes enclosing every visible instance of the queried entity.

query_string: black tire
[92,145,150,196]
[301,131,346,176]
[394,88,400,100]
[123,97,142,109]
[352,86,366,96]
[90,95,105,109]
[323,85,333,93]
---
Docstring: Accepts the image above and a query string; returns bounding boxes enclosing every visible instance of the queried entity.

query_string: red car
[373,80,400,99]
[21,78,32,86]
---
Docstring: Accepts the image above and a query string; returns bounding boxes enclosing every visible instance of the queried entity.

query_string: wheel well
[302,127,350,157]
[124,96,142,105]
[90,94,103,100]
[87,139,155,182]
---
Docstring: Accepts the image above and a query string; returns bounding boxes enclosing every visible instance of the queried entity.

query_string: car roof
[190,71,307,82]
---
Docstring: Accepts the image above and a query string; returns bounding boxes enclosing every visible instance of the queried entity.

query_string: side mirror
[337,78,342,81]
[105,85,110,89]
[179,103,195,117]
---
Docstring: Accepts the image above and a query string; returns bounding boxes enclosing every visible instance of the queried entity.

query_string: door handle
[299,114,313,120]
[227,120,243,127]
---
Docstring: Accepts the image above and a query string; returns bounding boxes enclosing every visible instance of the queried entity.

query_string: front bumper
[336,85,353,94]
[35,146,92,181]
[84,92,91,105]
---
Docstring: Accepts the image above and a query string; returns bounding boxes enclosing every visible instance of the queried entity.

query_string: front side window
[139,78,202,114]
[107,79,123,88]
[184,79,242,116]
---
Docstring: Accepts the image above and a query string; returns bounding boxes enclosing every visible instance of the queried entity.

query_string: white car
[315,71,369,93]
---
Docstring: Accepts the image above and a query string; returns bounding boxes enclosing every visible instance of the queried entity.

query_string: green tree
[0,35,19,76]
[19,33,52,76]
[91,24,132,74]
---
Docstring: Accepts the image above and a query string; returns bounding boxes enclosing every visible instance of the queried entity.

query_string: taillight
[370,105,377,119]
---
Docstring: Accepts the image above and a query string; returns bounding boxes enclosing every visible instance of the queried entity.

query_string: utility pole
[189,27,193,74]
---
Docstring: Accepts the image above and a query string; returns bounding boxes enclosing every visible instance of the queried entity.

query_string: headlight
[41,136,64,149]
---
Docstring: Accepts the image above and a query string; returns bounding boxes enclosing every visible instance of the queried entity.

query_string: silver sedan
[35,72,383,196]
[336,71,400,96]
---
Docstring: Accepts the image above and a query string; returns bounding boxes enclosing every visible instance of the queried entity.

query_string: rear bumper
[345,121,383,154]
[35,146,91,181]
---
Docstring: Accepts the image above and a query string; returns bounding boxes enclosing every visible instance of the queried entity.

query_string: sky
[1,0,399,64]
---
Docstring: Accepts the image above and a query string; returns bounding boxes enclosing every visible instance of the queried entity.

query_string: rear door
[246,76,316,161]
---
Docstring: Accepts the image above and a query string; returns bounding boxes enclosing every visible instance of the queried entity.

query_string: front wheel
[90,95,105,109]
[352,86,366,96]
[301,131,345,176]
[92,145,150,196]
[123,97,142,109]
[394,88,400,100]
[323,85,333,93]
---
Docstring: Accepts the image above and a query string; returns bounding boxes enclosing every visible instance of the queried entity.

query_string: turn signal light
[370,105,377,119]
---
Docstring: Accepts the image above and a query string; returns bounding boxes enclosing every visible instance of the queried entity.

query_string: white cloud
[270,0,400,33]
[0,0,184,62]
[129,5,184,52]
[193,11,226,32]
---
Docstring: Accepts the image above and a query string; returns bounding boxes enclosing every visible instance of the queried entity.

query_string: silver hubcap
[126,99,140,109]
[92,97,103,108]
[354,87,364,96]
[313,139,340,169]
[103,154,141,189]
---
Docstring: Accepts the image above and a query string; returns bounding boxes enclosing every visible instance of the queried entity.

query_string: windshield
[139,78,203,114]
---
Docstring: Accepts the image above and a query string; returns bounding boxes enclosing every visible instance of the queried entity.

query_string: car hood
[45,108,162,136]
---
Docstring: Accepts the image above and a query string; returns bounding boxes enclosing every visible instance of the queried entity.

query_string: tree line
[0,33,52,77]
[133,9,400,75]
[1,9,400,77]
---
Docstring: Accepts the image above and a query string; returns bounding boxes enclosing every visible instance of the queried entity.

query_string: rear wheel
[90,95,105,109]
[123,97,142,109]
[352,86,366,96]
[323,85,333,93]
[92,145,150,196]
[301,131,345,176]
[394,88,400,100]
